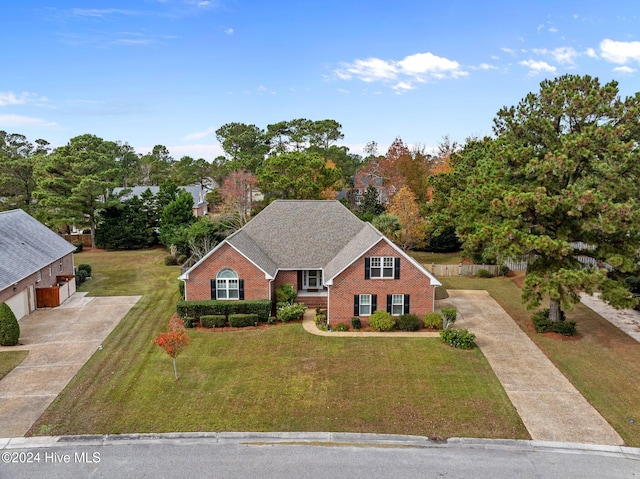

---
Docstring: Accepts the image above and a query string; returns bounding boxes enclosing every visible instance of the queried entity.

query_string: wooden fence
[426,264,500,277]
[60,233,92,247]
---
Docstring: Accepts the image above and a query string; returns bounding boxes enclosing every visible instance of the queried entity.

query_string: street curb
[1,432,639,459]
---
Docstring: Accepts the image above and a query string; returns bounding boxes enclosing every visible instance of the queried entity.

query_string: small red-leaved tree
[153,317,191,380]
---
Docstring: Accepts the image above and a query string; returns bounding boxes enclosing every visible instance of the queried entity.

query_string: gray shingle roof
[0,209,77,291]
[181,200,440,286]
[229,200,369,270]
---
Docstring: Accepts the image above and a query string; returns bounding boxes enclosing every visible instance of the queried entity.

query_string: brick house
[179,200,440,326]
[0,209,77,320]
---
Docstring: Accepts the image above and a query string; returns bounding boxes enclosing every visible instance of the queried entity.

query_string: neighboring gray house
[0,209,77,319]
[112,185,210,217]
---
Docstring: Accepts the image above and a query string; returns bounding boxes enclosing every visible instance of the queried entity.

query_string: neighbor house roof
[112,185,209,208]
[0,209,77,291]
[180,200,440,286]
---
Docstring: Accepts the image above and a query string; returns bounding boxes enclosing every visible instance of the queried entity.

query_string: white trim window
[359,294,372,316]
[216,268,239,300]
[370,257,395,278]
[391,294,404,316]
[59,259,64,272]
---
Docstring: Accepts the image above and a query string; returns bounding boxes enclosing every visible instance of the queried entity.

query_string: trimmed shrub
[351,317,361,330]
[164,255,178,266]
[73,242,83,253]
[176,300,272,322]
[275,284,297,304]
[499,265,510,276]
[200,315,227,328]
[440,307,457,329]
[423,312,443,330]
[476,269,493,278]
[229,313,258,327]
[76,269,88,285]
[397,313,421,331]
[277,303,306,322]
[182,317,196,328]
[178,281,185,300]
[369,310,395,332]
[0,303,20,346]
[531,309,576,336]
[315,314,327,326]
[77,264,92,276]
[334,323,349,332]
[440,328,476,349]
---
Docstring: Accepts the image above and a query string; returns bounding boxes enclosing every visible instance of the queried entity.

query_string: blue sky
[1,0,639,160]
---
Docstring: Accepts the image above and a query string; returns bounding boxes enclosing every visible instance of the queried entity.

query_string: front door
[302,270,323,290]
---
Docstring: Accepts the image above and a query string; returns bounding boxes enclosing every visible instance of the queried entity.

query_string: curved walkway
[302,292,623,446]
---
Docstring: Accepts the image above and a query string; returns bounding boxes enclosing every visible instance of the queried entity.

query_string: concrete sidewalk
[440,290,623,446]
[579,292,640,343]
[0,294,141,437]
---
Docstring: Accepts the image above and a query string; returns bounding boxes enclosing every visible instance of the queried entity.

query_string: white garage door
[5,288,29,320]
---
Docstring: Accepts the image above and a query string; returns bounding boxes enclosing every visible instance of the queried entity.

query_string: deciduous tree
[219,169,258,225]
[387,186,426,250]
[153,317,190,380]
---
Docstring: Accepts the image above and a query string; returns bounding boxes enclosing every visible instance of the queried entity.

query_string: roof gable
[231,200,366,270]
[0,209,76,291]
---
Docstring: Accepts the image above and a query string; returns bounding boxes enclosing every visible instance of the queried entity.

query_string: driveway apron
[440,290,623,445]
[0,294,141,437]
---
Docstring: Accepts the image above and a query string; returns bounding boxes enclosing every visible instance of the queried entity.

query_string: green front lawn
[410,251,464,265]
[439,275,640,447]
[29,249,526,440]
[0,351,28,380]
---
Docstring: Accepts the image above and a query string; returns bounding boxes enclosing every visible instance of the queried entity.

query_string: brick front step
[297,296,328,310]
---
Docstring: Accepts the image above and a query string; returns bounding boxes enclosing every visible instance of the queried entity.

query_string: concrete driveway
[439,290,623,446]
[0,293,141,437]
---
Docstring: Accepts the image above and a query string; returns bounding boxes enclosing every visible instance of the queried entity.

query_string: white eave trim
[324,235,441,287]
[177,239,274,281]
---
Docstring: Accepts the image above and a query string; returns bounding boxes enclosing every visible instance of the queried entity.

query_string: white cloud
[0,114,58,128]
[600,39,640,64]
[585,48,598,59]
[336,88,350,94]
[184,126,217,140]
[338,57,398,82]
[392,82,415,93]
[519,59,556,75]
[534,47,578,65]
[224,27,234,34]
[612,65,637,74]
[335,51,466,91]
[70,8,141,18]
[258,85,275,94]
[548,27,558,33]
[475,63,498,70]
[0,91,49,108]
[398,52,466,78]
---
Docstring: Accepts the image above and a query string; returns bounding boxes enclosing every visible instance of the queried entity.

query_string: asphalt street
[1,433,638,479]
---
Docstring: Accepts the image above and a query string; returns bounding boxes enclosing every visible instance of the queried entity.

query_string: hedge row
[177,300,271,322]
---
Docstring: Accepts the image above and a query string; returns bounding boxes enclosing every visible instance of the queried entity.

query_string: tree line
[3,74,639,328]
